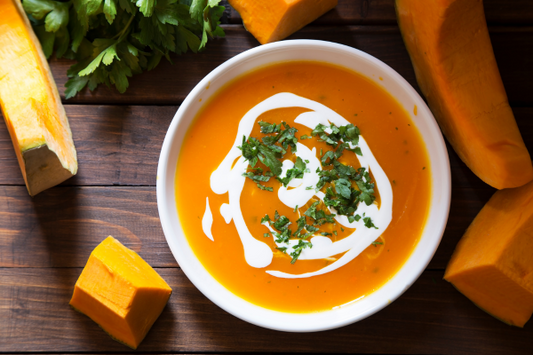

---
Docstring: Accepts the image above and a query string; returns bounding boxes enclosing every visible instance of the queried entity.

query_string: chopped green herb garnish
[321,150,336,166]
[243,171,271,183]
[253,120,380,264]
[258,121,281,134]
[303,201,320,220]
[290,239,312,264]
[239,121,299,178]
[278,156,307,187]
[273,215,291,230]
[256,183,273,192]
[364,216,378,229]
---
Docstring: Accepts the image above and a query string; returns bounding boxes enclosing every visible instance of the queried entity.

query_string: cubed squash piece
[70,236,172,349]
[444,181,533,327]
[0,0,77,196]
[395,0,533,189]
[229,0,337,44]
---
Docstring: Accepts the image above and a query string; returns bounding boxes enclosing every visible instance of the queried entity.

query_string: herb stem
[114,13,136,42]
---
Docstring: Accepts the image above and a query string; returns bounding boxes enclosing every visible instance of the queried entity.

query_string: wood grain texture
[46,26,533,106]
[226,0,533,26]
[0,186,176,268]
[0,268,531,353]
[0,105,175,186]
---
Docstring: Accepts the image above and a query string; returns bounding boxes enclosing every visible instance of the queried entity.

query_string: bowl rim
[157,39,451,332]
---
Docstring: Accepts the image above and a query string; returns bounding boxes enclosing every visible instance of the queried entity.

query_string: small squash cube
[444,181,533,327]
[229,0,337,44]
[70,236,172,349]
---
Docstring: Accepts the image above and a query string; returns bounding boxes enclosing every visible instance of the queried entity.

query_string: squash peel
[444,181,533,327]
[70,236,172,349]
[0,0,77,196]
[395,0,533,189]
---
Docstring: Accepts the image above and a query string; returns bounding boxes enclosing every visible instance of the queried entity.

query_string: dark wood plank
[0,186,176,268]
[0,105,176,186]
[227,0,533,26]
[0,268,531,353]
[481,0,533,25]
[47,26,533,106]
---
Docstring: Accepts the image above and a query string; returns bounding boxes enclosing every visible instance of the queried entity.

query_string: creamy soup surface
[176,61,431,313]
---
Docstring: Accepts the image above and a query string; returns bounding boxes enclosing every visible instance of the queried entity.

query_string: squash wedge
[444,180,533,327]
[0,0,77,196]
[395,0,533,189]
[229,0,337,44]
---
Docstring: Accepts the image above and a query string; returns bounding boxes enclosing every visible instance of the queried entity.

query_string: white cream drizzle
[220,203,232,224]
[205,92,393,279]
[202,197,214,241]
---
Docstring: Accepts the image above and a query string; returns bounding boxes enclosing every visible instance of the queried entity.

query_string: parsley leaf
[278,156,306,187]
[290,239,313,264]
[258,121,281,134]
[240,122,300,180]
[334,178,352,199]
[364,216,378,229]
[256,183,273,192]
[24,0,225,97]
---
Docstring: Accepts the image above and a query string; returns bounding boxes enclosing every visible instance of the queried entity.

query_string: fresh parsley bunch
[23,0,225,98]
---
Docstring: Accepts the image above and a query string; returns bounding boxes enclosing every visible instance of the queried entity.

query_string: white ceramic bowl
[157,40,451,332]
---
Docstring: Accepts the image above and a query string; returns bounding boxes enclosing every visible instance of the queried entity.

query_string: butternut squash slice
[229,0,337,44]
[0,0,77,196]
[70,236,172,349]
[444,181,533,327]
[395,0,533,189]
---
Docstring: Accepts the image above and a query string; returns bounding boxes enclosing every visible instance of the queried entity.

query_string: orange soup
[176,61,431,313]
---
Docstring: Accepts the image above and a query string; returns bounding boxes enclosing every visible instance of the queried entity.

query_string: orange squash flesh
[395,0,533,189]
[229,0,337,44]
[0,0,77,196]
[70,236,172,349]
[444,181,533,327]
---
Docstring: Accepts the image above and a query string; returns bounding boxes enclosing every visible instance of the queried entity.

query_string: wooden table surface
[1,0,533,353]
